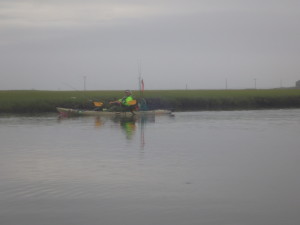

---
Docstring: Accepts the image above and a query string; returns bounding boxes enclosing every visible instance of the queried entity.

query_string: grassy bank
[1,89,300,114]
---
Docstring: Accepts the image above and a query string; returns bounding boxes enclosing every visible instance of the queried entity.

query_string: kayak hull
[57,107,172,117]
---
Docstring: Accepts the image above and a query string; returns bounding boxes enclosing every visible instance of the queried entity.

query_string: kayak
[57,107,173,117]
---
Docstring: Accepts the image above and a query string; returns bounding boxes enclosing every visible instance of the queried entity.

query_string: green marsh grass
[1,89,300,114]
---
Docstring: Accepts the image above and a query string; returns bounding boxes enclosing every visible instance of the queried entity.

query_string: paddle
[108,99,137,114]
[109,99,136,105]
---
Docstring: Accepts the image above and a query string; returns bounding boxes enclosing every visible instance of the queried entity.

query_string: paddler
[109,90,136,112]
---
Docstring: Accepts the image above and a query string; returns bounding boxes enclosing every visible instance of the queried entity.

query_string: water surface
[1,109,300,225]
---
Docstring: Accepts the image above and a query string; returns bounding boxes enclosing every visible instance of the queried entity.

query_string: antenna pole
[138,60,142,97]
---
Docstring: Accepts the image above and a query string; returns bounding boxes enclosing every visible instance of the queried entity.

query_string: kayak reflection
[121,118,136,139]
[110,115,155,143]
[57,113,156,147]
[113,117,137,139]
[94,116,103,127]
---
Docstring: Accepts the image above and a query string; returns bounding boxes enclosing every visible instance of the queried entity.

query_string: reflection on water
[113,117,137,139]
[94,116,103,127]
[1,110,300,225]
[57,114,156,144]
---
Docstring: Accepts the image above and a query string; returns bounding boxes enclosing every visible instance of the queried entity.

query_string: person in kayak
[109,90,137,112]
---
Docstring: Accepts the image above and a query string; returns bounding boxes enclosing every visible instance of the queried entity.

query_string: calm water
[0,110,300,225]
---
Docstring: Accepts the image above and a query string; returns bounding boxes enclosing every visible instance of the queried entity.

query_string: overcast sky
[1,0,299,90]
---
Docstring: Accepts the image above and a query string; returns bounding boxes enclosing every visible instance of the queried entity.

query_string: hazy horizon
[1,0,299,91]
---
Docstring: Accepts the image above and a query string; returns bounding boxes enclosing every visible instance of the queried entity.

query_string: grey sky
[1,0,299,90]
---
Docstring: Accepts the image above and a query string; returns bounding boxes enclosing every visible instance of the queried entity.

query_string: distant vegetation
[1,89,300,114]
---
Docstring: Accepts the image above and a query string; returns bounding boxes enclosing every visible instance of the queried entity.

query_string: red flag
[141,79,144,92]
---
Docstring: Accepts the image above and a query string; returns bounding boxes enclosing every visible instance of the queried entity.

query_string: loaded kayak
[57,107,173,117]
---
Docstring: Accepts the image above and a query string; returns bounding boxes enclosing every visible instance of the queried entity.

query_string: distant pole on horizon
[83,76,86,91]
[225,78,228,90]
[254,78,257,89]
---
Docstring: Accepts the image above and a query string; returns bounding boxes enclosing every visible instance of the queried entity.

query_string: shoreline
[1,89,300,114]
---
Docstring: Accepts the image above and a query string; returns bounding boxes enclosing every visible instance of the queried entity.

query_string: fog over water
[0,109,300,225]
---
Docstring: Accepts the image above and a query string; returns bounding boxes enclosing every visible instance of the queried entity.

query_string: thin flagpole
[137,59,143,97]
[141,79,144,97]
